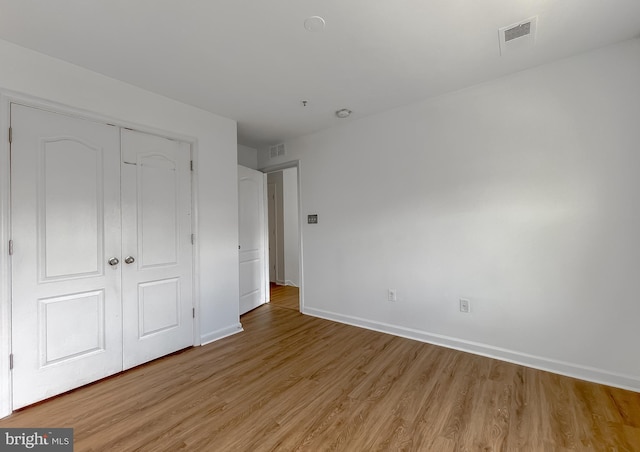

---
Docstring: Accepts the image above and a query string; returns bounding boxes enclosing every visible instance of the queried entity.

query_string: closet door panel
[121,129,193,370]
[10,104,123,409]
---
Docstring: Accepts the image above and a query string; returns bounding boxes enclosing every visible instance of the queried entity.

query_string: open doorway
[266,167,300,311]
[270,283,299,311]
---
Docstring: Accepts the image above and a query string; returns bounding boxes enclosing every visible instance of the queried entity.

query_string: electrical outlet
[459,298,470,313]
[388,289,397,302]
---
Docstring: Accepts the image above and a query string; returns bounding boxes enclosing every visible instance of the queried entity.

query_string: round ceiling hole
[335,109,352,118]
[304,16,326,32]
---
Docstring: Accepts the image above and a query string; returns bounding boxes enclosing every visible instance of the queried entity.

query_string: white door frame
[262,174,270,304]
[261,160,304,312]
[0,89,200,418]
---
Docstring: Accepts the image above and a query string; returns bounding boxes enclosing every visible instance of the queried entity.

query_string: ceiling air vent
[499,16,537,56]
[269,143,285,159]
[505,22,531,42]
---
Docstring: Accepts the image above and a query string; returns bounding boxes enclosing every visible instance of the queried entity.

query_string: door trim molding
[0,88,201,417]
[263,174,270,304]
[0,94,12,417]
[190,143,201,346]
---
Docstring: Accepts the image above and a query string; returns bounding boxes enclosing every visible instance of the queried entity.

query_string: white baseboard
[200,323,243,346]
[303,307,640,393]
[284,280,299,287]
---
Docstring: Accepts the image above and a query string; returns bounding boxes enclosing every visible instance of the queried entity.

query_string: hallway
[269,283,299,311]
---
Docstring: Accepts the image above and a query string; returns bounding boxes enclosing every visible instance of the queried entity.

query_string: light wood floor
[1,304,639,451]
[269,283,299,311]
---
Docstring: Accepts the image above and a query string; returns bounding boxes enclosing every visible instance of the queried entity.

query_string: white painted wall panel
[283,167,299,287]
[237,144,258,170]
[259,38,640,390]
[267,171,284,284]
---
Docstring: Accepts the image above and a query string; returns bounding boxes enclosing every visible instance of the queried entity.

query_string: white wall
[283,168,300,286]
[238,144,258,169]
[0,39,241,347]
[259,38,640,391]
[267,171,285,284]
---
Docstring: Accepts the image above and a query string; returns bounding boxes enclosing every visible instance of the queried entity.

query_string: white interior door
[238,165,266,314]
[121,129,194,370]
[10,104,123,409]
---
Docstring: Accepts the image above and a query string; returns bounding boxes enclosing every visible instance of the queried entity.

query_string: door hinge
[191,234,195,245]
[9,354,13,370]
[190,160,194,171]
[8,127,12,144]
[8,240,13,256]
[192,308,195,319]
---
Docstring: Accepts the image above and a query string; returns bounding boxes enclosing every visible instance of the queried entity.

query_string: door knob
[124,256,135,264]
[108,257,119,266]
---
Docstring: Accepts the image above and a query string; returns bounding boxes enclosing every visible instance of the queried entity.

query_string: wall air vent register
[499,16,538,56]
[269,143,286,159]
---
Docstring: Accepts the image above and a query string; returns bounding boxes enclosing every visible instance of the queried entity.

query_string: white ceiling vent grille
[505,22,531,42]
[499,16,537,56]
[269,143,286,159]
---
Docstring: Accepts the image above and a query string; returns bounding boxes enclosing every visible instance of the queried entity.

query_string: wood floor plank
[270,284,299,311]
[1,299,639,451]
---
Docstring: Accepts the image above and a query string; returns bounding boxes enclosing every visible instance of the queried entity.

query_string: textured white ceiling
[0,1,639,147]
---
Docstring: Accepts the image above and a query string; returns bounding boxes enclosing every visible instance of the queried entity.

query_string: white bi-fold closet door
[10,104,194,409]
